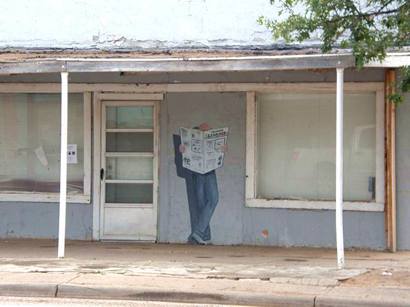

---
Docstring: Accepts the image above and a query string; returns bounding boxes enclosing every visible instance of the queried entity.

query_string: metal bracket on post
[58,63,69,259]
[336,67,345,269]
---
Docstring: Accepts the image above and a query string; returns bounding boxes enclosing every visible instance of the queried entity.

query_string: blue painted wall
[396,92,410,250]
[158,92,386,249]
[0,203,92,240]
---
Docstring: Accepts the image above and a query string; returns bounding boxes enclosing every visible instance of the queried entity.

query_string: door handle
[100,168,105,180]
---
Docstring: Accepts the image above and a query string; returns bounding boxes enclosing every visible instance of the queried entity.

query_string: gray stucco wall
[0,203,92,240]
[158,92,386,249]
[396,92,410,250]
[242,209,384,248]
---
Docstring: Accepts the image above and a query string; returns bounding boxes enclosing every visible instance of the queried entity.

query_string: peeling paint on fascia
[0,38,325,52]
[0,45,327,55]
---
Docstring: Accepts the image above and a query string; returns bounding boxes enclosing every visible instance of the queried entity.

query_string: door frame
[92,92,162,240]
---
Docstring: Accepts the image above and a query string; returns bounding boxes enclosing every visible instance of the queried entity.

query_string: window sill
[246,199,384,212]
[0,192,91,204]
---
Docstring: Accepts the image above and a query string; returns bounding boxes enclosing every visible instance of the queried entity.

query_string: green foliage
[389,66,410,104]
[259,0,410,103]
[400,66,410,92]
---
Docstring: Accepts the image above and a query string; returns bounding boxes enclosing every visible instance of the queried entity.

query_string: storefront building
[0,1,409,255]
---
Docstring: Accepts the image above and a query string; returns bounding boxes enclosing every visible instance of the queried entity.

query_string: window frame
[0,90,92,204]
[246,83,385,212]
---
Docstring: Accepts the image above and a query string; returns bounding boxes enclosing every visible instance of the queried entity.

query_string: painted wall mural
[174,123,228,245]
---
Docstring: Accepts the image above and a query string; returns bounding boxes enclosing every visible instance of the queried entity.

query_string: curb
[2,283,410,306]
[1,283,315,306]
[315,296,410,307]
[0,283,57,298]
[315,287,410,307]
[58,284,316,306]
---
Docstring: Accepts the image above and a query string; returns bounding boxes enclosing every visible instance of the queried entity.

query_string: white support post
[58,71,69,258]
[336,68,345,269]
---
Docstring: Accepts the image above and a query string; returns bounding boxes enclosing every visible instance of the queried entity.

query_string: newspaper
[180,127,228,174]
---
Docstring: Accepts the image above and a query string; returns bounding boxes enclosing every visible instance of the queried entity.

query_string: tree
[258,0,409,102]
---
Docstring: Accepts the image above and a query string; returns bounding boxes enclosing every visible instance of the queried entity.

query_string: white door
[100,99,159,241]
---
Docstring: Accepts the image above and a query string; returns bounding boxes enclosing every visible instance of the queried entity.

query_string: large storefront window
[246,85,385,210]
[257,92,376,201]
[0,93,84,195]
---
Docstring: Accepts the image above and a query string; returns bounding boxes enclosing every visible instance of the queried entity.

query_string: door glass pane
[106,183,153,203]
[106,132,153,152]
[106,157,153,180]
[256,92,376,202]
[106,106,153,129]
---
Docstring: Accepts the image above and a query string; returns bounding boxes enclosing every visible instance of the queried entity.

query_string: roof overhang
[0,52,408,75]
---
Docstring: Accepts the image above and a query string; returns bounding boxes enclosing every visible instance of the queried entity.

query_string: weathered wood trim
[153,100,160,241]
[0,53,407,75]
[0,54,356,74]
[104,152,154,158]
[105,128,153,133]
[246,92,256,200]
[385,69,397,252]
[246,199,384,211]
[376,89,386,204]
[0,61,64,74]
[100,100,107,239]
[0,193,90,204]
[102,100,157,107]
[105,179,154,184]
[92,92,102,240]
[0,82,384,93]
[83,92,92,199]
[99,93,164,101]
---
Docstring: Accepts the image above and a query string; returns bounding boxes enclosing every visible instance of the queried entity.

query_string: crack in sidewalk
[55,272,81,298]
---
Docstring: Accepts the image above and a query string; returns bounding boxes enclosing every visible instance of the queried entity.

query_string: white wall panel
[0,0,289,49]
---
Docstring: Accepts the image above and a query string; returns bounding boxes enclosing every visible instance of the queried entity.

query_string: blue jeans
[189,171,219,241]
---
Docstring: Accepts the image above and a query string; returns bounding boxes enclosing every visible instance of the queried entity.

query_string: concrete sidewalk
[0,240,410,306]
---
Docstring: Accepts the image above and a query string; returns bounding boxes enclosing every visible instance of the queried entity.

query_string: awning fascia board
[0,52,408,75]
[0,54,355,75]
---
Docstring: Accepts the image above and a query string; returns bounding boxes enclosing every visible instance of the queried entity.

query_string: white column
[336,68,345,269]
[58,71,69,258]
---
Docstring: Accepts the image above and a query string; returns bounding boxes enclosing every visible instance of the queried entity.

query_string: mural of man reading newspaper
[177,123,228,245]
